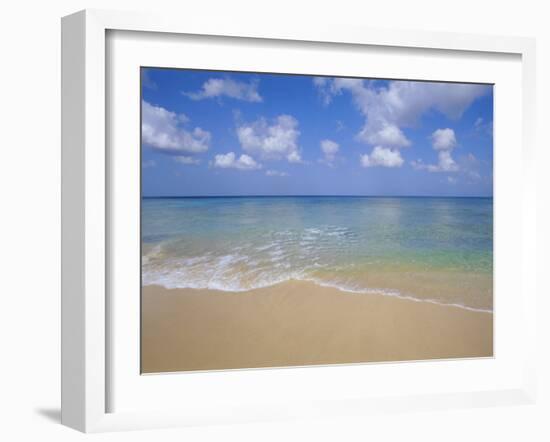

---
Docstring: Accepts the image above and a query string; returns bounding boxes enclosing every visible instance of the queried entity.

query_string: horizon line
[142,194,493,199]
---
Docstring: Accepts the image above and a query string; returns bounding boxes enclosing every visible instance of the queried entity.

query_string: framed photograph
[61,9,537,432]
[139,67,495,374]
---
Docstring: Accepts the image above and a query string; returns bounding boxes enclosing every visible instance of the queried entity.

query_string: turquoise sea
[142,196,493,312]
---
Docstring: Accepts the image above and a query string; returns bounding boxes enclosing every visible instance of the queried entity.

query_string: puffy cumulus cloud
[320,139,339,164]
[435,150,459,172]
[174,156,201,165]
[265,169,289,177]
[431,128,457,150]
[237,115,302,163]
[411,128,459,172]
[287,151,302,163]
[433,153,483,184]
[142,100,210,155]
[183,78,262,102]
[211,152,262,170]
[358,123,410,148]
[360,146,404,168]
[314,78,489,149]
[411,155,458,172]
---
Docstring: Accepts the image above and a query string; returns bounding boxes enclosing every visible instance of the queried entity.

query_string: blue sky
[141,68,493,197]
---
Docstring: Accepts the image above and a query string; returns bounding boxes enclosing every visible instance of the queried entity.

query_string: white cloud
[212,152,262,170]
[435,150,459,172]
[447,176,457,184]
[174,156,201,165]
[313,77,328,87]
[411,128,459,172]
[314,78,489,149]
[360,146,404,168]
[142,160,156,168]
[236,115,301,163]
[142,100,210,155]
[412,154,457,172]
[287,151,302,163]
[183,78,262,102]
[313,77,335,105]
[358,123,410,148]
[431,128,457,150]
[320,139,339,164]
[265,169,289,177]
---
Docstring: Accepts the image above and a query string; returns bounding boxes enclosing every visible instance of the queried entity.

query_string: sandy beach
[141,281,493,373]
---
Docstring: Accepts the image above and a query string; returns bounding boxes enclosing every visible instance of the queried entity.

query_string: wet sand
[141,280,493,373]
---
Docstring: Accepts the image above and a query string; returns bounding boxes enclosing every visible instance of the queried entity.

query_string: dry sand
[141,281,493,373]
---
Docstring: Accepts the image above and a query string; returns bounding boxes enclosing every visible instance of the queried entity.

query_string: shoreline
[141,280,493,373]
[142,277,493,314]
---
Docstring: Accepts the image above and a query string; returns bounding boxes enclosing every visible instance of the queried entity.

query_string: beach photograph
[140,68,493,373]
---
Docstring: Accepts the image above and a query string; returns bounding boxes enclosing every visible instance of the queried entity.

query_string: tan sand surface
[141,281,493,373]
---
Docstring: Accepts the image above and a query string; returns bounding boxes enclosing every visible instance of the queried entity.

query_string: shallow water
[142,196,493,311]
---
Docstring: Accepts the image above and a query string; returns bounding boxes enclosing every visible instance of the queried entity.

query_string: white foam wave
[142,259,492,314]
[141,224,492,314]
[302,277,493,314]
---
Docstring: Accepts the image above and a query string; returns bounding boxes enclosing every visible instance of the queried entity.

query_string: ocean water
[142,196,493,312]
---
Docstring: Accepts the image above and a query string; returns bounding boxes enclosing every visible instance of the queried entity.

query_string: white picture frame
[61,9,538,433]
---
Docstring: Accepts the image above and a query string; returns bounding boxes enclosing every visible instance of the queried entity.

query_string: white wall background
[0,1,548,440]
